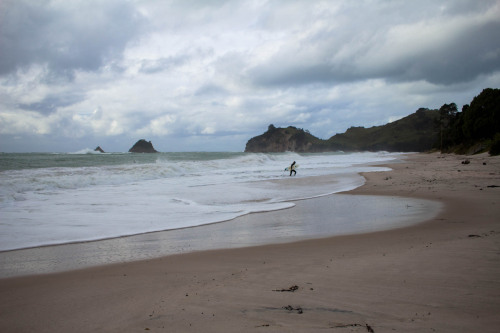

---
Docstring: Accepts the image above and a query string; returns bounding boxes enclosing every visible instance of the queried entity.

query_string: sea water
[0,151,400,251]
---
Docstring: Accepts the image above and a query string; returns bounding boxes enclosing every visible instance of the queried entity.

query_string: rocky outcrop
[245,125,330,152]
[94,146,105,153]
[128,139,158,153]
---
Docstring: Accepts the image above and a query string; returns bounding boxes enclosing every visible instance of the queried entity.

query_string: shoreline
[0,165,378,253]
[0,171,364,254]
[0,159,439,277]
[1,152,499,332]
[0,193,440,278]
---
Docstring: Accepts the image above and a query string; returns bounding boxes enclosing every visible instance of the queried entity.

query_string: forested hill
[245,108,439,153]
[244,88,500,154]
[327,108,439,152]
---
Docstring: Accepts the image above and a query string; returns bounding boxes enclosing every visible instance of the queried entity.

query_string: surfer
[289,161,297,176]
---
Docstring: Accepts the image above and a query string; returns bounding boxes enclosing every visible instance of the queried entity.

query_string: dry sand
[1,153,499,332]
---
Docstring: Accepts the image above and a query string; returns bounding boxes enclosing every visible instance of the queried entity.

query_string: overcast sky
[1,0,499,152]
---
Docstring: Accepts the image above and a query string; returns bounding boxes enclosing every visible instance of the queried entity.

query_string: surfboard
[284,164,299,171]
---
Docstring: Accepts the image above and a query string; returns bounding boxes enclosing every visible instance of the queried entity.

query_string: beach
[1,152,499,332]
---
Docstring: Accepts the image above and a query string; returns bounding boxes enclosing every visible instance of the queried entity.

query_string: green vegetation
[245,88,500,154]
[490,133,500,155]
[439,88,500,155]
[328,108,439,152]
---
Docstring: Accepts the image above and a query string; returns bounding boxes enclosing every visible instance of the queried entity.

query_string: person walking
[289,161,297,176]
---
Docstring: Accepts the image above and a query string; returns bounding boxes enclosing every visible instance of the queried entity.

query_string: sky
[1,0,500,152]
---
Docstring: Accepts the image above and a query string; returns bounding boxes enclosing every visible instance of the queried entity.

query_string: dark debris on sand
[282,305,303,314]
[273,285,299,292]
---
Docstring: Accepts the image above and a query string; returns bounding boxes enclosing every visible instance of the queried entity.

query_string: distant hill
[245,88,500,154]
[245,108,440,153]
[327,108,440,152]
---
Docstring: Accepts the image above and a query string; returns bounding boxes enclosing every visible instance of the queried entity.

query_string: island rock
[94,146,105,153]
[128,139,158,153]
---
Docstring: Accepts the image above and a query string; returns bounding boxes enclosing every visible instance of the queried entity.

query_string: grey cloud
[138,56,189,74]
[18,93,85,115]
[249,1,500,87]
[194,84,228,96]
[0,0,145,77]
[250,63,338,87]
[383,21,500,85]
[441,0,499,15]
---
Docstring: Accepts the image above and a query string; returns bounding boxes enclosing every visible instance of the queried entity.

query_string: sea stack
[94,146,105,153]
[128,139,158,153]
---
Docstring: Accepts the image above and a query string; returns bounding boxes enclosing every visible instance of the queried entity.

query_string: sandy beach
[1,152,499,332]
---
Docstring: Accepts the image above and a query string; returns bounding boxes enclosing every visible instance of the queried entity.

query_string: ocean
[1,150,405,252]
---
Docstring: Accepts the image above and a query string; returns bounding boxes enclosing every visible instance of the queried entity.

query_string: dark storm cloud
[249,0,500,87]
[19,93,85,115]
[0,0,145,77]
[384,21,500,85]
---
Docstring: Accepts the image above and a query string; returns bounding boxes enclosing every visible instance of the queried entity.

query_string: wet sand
[1,153,499,332]
[0,193,440,278]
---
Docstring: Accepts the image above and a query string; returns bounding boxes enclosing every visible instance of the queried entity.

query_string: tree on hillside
[462,88,500,142]
[438,88,500,154]
[439,103,458,150]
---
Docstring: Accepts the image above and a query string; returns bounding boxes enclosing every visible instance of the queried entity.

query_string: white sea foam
[70,148,104,155]
[0,151,402,251]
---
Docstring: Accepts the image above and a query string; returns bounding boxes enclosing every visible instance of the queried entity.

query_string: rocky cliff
[128,139,158,153]
[245,125,331,152]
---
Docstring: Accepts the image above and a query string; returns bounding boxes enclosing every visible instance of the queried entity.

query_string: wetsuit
[290,161,296,176]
